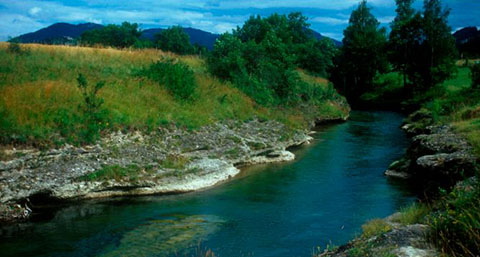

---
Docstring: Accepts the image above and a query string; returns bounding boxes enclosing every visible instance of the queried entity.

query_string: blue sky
[0,0,479,41]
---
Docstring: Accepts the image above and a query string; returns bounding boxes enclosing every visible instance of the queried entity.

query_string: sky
[0,0,479,41]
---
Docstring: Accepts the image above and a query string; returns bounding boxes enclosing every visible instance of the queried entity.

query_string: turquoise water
[0,111,416,257]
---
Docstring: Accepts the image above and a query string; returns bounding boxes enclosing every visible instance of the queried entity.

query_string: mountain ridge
[12,22,342,49]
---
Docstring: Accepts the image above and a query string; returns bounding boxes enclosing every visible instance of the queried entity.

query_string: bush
[76,74,108,144]
[471,63,480,89]
[142,59,197,101]
[7,41,28,55]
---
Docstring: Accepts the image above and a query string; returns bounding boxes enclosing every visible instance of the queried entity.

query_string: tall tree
[332,0,387,100]
[420,0,457,89]
[155,26,194,55]
[389,0,416,91]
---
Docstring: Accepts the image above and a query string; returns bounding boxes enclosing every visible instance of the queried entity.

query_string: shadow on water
[0,111,417,257]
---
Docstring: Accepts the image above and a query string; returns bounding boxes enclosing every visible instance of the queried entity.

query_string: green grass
[393,203,431,225]
[0,43,348,147]
[343,219,395,257]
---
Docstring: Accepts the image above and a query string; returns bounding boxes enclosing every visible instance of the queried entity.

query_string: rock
[385,158,412,179]
[0,117,330,223]
[402,109,434,136]
[416,152,477,178]
[396,246,437,257]
[322,223,438,257]
[385,123,478,190]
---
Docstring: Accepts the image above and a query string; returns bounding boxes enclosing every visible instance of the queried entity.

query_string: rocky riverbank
[0,117,348,223]
[385,109,477,193]
[318,108,479,257]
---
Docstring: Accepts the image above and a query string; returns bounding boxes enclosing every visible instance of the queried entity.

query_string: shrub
[7,41,28,55]
[142,59,197,101]
[471,63,480,89]
[76,73,108,144]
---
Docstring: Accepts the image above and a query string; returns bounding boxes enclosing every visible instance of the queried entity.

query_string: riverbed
[0,111,416,257]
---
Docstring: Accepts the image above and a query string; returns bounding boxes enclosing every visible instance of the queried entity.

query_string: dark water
[0,111,416,257]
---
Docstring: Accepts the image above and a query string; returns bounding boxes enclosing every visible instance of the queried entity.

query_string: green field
[0,43,348,147]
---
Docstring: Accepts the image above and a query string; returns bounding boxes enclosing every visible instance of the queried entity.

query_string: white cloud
[28,7,41,16]
[312,16,348,25]
[377,16,395,23]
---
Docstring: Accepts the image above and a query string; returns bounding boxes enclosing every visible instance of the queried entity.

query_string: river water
[0,111,416,257]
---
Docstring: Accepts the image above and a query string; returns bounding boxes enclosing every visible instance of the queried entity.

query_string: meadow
[0,43,347,147]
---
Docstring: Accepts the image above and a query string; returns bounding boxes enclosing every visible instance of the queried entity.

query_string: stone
[0,118,329,223]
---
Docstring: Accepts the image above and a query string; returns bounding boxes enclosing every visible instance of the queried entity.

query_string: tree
[155,26,194,55]
[208,12,338,106]
[80,22,141,48]
[389,0,457,93]
[389,0,417,92]
[420,0,457,89]
[331,1,387,101]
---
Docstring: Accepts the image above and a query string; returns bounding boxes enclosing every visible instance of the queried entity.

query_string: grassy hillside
[0,43,348,147]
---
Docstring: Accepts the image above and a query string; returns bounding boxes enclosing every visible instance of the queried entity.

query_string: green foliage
[428,179,480,257]
[155,26,195,55]
[207,33,246,81]
[80,22,141,48]
[471,63,480,89]
[330,1,388,102]
[208,12,339,106]
[76,73,108,144]
[133,38,155,49]
[296,38,337,76]
[388,0,457,95]
[141,59,197,101]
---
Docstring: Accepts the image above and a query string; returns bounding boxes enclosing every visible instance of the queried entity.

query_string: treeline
[79,22,206,54]
[331,0,459,104]
[207,13,338,106]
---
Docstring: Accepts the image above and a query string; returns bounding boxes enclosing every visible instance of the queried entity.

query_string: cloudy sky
[0,0,479,41]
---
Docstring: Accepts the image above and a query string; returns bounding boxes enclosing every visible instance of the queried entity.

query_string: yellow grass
[0,43,345,145]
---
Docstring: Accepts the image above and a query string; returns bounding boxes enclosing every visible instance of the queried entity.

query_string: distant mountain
[310,29,342,47]
[13,23,103,44]
[453,27,480,57]
[141,27,219,50]
[13,22,342,50]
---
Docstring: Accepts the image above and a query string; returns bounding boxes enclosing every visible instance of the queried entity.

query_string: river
[0,111,416,257]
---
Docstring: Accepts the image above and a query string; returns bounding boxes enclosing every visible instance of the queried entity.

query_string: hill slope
[12,22,342,49]
[13,23,103,43]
